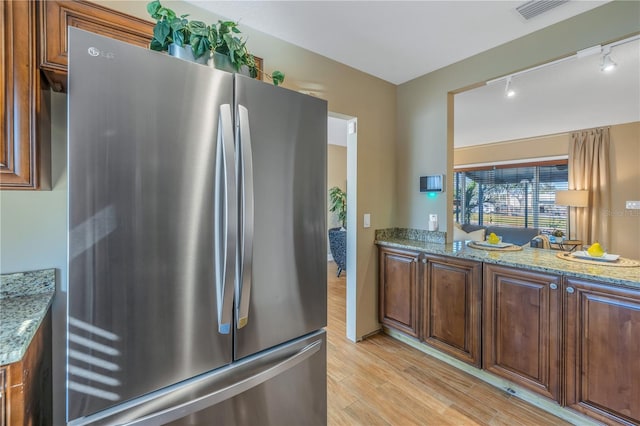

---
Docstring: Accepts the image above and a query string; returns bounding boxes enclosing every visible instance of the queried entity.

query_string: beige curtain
[569,127,611,249]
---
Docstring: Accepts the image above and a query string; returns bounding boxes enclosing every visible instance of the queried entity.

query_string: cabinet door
[423,255,481,367]
[0,368,5,426]
[3,309,51,425]
[39,0,154,92]
[483,264,561,402]
[564,278,640,425]
[379,247,420,337]
[1,0,50,190]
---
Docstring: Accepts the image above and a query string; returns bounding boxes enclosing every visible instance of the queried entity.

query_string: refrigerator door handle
[215,104,237,334]
[236,105,254,329]
[124,339,323,426]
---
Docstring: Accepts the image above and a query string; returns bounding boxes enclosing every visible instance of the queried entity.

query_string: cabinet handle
[566,287,575,294]
[549,283,557,290]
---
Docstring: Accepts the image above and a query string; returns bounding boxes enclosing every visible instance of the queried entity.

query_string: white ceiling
[455,38,640,147]
[189,0,610,85]
[187,0,636,148]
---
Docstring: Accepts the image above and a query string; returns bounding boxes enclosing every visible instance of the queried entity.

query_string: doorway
[327,112,357,342]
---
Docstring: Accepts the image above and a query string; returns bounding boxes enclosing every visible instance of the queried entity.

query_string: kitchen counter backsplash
[0,268,55,298]
[376,228,446,244]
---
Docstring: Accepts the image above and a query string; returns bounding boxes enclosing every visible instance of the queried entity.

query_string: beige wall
[397,1,640,246]
[454,133,569,166]
[609,122,640,260]
[453,122,640,259]
[327,144,347,230]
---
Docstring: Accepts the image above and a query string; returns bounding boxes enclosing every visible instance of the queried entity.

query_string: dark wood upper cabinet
[379,247,420,338]
[422,255,482,367]
[39,0,154,92]
[564,277,640,426]
[1,0,50,190]
[483,264,561,402]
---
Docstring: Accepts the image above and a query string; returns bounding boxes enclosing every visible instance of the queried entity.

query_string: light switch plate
[363,213,371,228]
[626,201,640,209]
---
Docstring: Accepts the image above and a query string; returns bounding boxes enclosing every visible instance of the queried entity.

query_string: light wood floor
[325,262,570,426]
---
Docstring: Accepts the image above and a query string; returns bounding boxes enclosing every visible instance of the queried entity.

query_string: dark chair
[328,227,346,277]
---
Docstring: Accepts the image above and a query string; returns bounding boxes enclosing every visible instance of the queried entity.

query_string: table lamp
[555,190,589,240]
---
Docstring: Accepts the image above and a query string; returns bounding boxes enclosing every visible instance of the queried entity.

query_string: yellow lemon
[487,232,500,244]
[587,242,605,257]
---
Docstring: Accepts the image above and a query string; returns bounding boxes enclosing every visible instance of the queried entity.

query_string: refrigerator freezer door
[67,29,234,421]
[69,330,327,426]
[234,75,328,359]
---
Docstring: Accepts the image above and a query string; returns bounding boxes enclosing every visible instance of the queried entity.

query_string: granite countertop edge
[0,269,56,366]
[375,237,640,290]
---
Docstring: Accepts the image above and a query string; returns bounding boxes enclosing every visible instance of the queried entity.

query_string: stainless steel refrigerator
[66,28,327,425]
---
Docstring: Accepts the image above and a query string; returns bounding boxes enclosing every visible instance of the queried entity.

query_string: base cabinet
[379,247,420,337]
[377,245,639,425]
[0,310,52,425]
[564,277,640,426]
[422,255,481,367]
[483,264,561,402]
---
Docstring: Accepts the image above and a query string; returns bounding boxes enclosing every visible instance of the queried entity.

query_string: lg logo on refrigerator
[87,47,115,59]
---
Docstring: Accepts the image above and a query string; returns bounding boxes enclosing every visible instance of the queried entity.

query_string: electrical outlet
[626,201,640,209]
[363,213,371,228]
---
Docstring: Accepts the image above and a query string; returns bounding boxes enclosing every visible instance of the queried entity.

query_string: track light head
[504,77,516,98]
[601,47,617,72]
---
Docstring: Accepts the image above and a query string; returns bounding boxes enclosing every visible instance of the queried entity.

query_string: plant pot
[210,52,251,76]
[168,43,209,65]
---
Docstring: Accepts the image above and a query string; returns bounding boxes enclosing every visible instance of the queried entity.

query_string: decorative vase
[210,52,251,76]
[168,43,209,65]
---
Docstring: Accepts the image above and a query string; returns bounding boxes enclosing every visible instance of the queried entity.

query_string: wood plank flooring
[325,262,570,426]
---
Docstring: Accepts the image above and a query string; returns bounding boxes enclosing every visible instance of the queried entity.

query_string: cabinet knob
[422,259,427,264]
[549,283,558,290]
[566,287,575,294]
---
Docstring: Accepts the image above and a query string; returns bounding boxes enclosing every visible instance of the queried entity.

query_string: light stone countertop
[0,269,56,366]
[376,235,640,290]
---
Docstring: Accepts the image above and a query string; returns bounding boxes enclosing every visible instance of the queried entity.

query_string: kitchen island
[376,228,639,426]
[0,269,55,424]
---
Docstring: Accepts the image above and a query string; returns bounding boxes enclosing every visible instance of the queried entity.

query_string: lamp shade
[555,190,589,207]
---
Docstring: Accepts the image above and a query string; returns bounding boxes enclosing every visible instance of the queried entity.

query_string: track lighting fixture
[601,47,617,72]
[485,34,638,97]
[504,77,516,98]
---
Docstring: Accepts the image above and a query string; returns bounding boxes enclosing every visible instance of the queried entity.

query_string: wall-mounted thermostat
[420,174,445,193]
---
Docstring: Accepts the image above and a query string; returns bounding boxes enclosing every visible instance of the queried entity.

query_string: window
[453,161,568,235]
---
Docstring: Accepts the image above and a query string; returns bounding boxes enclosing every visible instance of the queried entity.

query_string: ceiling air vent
[516,0,569,20]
